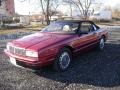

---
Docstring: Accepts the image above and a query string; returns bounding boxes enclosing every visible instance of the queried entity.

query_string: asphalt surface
[0,26,120,90]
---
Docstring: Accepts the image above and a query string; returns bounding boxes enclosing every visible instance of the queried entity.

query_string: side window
[71,23,79,31]
[80,22,94,33]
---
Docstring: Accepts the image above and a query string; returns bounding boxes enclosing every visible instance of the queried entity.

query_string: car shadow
[34,43,120,87]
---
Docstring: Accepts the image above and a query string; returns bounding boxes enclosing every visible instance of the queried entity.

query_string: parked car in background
[4,20,108,71]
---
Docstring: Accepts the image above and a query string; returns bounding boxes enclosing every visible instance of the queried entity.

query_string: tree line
[39,0,94,25]
[0,0,95,25]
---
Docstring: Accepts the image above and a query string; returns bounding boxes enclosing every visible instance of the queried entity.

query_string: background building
[0,0,15,21]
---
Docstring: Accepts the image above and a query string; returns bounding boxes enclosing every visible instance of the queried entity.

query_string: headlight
[26,50,38,57]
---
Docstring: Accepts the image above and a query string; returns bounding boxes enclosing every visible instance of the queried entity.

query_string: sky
[14,0,120,15]
[103,0,120,7]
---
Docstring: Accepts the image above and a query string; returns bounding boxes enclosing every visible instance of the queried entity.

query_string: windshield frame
[41,21,80,34]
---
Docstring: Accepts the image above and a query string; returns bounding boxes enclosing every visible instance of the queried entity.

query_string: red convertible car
[4,20,108,71]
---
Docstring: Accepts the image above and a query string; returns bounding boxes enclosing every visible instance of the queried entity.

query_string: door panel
[71,22,100,52]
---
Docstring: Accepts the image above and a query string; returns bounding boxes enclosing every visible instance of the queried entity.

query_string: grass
[0,29,33,35]
[0,24,46,35]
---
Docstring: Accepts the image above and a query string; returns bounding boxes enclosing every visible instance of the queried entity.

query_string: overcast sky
[14,0,120,15]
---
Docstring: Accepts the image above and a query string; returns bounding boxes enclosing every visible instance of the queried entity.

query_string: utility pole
[0,0,1,27]
[0,0,1,6]
[63,0,73,19]
[28,0,30,25]
[70,3,72,19]
[0,0,3,28]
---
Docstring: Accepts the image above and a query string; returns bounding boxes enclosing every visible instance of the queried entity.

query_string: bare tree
[112,8,120,18]
[39,0,59,25]
[19,0,59,25]
[64,0,94,20]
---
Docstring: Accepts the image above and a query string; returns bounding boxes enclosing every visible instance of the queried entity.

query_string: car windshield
[41,22,79,34]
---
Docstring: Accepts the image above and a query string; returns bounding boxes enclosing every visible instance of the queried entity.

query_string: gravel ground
[0,26,120,90]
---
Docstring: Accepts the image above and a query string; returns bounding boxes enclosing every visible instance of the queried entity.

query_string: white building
[89,10,112,21]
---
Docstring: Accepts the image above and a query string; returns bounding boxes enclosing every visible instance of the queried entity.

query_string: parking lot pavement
[0,27,120,90]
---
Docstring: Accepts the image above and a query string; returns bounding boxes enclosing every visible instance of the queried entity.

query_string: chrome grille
[8,46,26,56]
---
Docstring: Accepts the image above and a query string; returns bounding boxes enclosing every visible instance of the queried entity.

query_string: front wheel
[53,48,72,71]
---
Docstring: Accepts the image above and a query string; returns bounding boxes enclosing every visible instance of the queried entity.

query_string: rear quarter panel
[97,28,108,40]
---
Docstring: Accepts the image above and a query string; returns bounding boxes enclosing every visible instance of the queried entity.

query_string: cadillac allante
[4,20,108,71]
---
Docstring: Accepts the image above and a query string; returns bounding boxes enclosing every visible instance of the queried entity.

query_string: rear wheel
[53,48,72,71]
[97,37,105,51]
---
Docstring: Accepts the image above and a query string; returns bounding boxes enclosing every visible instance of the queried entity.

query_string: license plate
[10,57,16,65]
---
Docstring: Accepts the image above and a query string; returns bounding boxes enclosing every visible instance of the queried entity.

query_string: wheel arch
[62,45,73,55]
[102,35,106,42]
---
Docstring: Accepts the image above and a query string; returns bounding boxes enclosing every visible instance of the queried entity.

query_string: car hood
[11,32,73,51]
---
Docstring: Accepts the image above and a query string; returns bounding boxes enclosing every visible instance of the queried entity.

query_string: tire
[97,37,105,51]
[53,48,72,71]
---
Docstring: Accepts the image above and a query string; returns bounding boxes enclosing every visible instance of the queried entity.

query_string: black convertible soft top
[54,20,94,23]
[53,20,100,29]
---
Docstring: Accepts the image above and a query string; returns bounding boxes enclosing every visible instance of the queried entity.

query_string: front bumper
[4,49,42,69]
